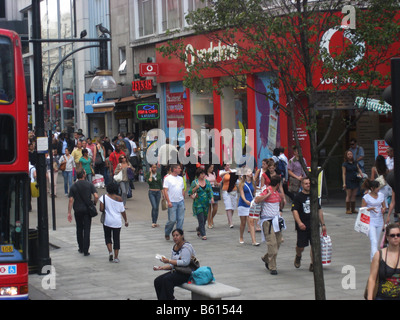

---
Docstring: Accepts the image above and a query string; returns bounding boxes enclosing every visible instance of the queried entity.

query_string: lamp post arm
[46,44,100,113]
[46,43,99,231]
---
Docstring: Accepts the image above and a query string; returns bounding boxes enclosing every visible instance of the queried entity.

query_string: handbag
[95,150,104,166]
[59,161,66,171]
[75,181,98,217]
[161,198,168,211]
[127,167,135,180]
[175,255,200,275]
[100,195,106,224]
[30,181,39,198]
[212,186,221,201]
[114,170,123,183]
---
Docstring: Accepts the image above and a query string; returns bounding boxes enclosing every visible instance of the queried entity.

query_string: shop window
[190,82,214,153]
[221,83,248,132]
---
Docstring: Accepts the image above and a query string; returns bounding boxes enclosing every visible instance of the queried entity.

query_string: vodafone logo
[139,63,159,76]
[320,27,365,70]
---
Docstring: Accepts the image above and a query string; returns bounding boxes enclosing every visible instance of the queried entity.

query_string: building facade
[5,1,397,190]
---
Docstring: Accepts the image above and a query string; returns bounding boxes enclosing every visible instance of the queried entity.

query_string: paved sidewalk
[28,177,373,300]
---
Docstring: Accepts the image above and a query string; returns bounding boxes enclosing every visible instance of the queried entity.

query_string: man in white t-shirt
[163,164,185,240]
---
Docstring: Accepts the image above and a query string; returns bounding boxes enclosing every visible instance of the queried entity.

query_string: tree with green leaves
[158,0,400,299]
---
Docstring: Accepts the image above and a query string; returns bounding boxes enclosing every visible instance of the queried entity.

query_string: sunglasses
[389,233,400,238]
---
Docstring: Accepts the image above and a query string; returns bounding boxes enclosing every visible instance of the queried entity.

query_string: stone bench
[179,282,241,300]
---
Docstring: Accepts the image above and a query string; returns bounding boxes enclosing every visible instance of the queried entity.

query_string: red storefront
[155,16,399,170]
[156,34,283,167]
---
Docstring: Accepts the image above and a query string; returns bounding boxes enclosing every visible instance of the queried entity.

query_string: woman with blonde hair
[114,154,134,206]
[238,168,259,245]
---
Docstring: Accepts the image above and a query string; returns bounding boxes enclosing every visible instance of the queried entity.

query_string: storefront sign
[374,140,389,159]
[184,41,238,71]
[136,103,160,120]
[132,80,153,91]
[115,111,133,120]
[166,93,184,114]
[140,63,159,76]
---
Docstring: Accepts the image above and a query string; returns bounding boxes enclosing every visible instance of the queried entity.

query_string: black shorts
[296,228,311,248]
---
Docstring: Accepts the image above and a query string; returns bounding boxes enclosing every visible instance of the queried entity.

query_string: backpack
[275,159,286,179]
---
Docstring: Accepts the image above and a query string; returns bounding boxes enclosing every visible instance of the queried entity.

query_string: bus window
[0,36,14,104]
[0,175,26,261]
[0,115,15,163]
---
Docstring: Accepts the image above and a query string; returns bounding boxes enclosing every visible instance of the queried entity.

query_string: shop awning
[113,93,156,104]
[355,96,392,114]
[92,101,115,113]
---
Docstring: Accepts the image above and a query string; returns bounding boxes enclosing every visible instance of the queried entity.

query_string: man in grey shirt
[349,138,365,173]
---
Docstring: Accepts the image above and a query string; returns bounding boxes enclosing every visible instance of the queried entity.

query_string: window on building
[137,0,155,37]
[118,47,127,74]
[160,0,181,32]
[187,0,208,11]
[183,0,208,27]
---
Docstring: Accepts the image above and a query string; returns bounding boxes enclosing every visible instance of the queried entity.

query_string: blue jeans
[62,170,73,195]
[165,200,185,237]
[148,190,161,224]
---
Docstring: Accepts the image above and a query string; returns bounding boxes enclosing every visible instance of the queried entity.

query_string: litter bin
[28,228,39,274]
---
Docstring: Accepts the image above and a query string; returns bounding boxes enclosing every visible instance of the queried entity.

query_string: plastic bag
[320,233,332,266]
[249,189,263,219]
[190,266,215,285]
[92,174,105,188]
[354,207,370,236]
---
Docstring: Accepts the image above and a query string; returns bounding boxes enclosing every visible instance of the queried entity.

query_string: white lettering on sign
[185,41,239,71]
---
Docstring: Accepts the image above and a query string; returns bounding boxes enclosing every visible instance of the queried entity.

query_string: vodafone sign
[140,63,159,76]
[320,27,365,70]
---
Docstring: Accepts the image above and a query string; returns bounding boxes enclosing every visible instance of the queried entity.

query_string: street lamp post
[32,0,51,274]
[31,0,116,274]
[391,58,400,215]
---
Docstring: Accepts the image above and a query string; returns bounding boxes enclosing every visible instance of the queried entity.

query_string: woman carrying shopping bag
[189,168,214,240]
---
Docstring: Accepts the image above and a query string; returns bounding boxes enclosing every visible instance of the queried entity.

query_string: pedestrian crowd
[28,128,400,300]
[28,128,139,261]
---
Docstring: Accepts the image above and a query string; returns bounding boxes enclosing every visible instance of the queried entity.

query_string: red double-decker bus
[0,29,29,300]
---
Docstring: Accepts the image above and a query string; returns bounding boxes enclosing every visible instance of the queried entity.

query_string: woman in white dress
[362,179,386,261]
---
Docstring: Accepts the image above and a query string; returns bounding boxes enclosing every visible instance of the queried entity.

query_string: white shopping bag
[249,199,262,219]
[354,207,370,236]
[249,189,263,219]
[320,233,332,266]
[92,174,105,188]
